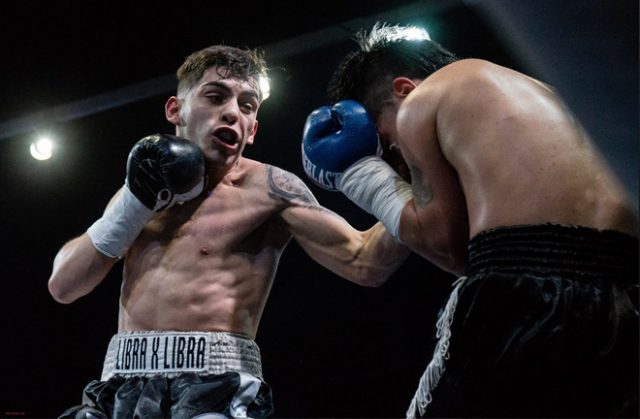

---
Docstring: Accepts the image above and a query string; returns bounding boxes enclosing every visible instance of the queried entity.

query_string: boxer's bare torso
[392,59,637,273]
[49,158,407,340]
[107,157,405,339]
[121,159,293,338]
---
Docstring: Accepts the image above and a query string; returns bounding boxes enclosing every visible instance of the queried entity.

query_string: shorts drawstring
[406,276,466,419]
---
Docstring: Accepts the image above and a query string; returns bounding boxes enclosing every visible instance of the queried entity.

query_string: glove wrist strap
[339,156,412,240]
[86,186,154,258]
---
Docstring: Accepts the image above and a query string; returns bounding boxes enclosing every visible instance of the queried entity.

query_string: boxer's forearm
[284,201,409,287]
[356,222,411,286]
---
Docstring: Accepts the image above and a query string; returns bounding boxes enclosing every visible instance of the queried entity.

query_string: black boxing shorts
[59,331,274,418]
[408,224,639,418]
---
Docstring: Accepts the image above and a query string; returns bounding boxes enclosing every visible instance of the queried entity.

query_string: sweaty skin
[120,161,368,337]
[49,67,409,339]
[379,59,637,274]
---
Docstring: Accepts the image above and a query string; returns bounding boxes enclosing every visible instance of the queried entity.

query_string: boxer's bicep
[266,165,350,249]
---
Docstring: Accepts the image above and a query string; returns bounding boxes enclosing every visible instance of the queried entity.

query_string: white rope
[406,276,466,418]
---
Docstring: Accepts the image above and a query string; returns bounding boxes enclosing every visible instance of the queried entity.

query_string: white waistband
[101,331,263,381]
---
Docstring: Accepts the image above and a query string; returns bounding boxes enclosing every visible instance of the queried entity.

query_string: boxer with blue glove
[320,22,639,419]
[302,100,412,240]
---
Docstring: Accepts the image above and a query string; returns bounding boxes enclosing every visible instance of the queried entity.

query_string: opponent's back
[405,59,637,238]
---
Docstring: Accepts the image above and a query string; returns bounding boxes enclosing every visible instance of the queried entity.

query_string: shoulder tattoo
[267,166,319,206]
[409,165,433,208]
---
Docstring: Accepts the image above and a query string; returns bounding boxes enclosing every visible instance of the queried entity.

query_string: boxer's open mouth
[213,128,239,148]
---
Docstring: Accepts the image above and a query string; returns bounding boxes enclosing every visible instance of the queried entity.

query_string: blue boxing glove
[301,100,379,191]
[302,100,413,240]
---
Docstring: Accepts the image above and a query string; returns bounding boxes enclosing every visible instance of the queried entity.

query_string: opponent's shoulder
[420,58,513,96]
[399,59,494,117]
[413,58,532,122]
[439,58,498,73]
[430,58,504,81]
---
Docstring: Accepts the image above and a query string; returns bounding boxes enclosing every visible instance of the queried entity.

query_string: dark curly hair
[328,23,458,117]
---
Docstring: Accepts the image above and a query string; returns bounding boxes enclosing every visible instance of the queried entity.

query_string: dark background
[0,1,637,417]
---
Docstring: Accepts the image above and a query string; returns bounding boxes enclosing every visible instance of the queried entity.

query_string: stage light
[30,136,54,160]
[259,75,271,101]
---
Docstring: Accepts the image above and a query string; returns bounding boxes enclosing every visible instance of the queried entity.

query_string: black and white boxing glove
[87,134,206,258]
[301,100,412,240]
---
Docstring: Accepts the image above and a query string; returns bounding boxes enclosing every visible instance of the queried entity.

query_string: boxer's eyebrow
[202,81,259,100]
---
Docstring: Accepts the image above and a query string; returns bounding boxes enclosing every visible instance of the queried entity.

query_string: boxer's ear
[392,77,417,97]
[165,96,182,126]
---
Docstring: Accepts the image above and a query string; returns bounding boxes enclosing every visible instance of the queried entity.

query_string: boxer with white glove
[302,100,412,240]
[87,133,206,258]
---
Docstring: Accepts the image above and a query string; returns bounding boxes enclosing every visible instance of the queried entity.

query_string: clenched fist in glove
[301,100,412,240]
[87,134,206,258]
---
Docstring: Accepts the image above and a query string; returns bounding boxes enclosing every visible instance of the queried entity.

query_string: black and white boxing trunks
[407,223,639,418]
[59,331,274,418]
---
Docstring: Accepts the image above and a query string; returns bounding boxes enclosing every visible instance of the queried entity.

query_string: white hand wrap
[339,156,412,240]
[86,186,155,258]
